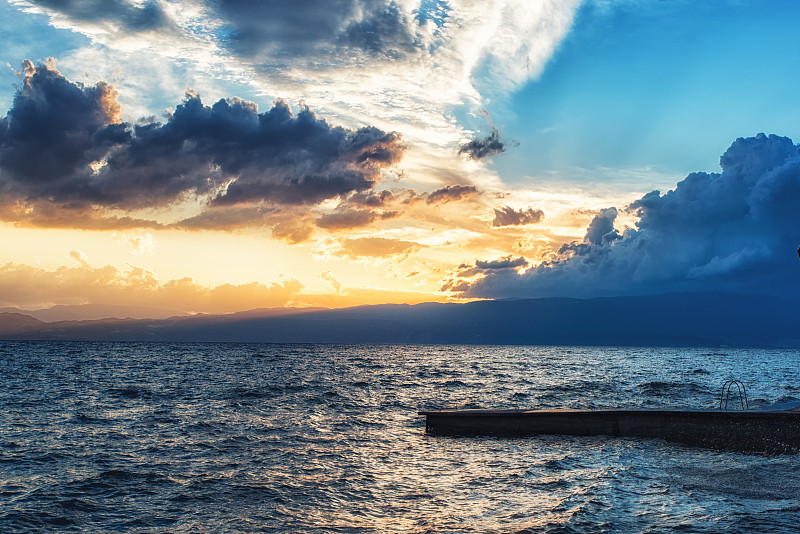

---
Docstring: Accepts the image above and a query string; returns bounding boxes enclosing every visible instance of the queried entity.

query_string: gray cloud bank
[220,0,424,61]
[447,133,800,299]
[0,62,403,219]
[21,0,426,65]
[28,0,171,32]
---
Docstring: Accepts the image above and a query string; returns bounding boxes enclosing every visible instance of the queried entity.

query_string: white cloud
[69,249,89,266]
[115,232,156,256]
[321,271,342,293]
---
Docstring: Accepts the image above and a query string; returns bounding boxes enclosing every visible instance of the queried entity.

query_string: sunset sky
[1,0,800,314]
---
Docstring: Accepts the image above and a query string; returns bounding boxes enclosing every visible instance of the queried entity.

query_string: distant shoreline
[2,292,799,348]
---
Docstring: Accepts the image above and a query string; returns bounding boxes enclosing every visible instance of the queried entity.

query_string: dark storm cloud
[140,97,402,208]
[0,60,121,198]
[492,205,545,227]
[446,133,800,299]
[0,62,404,221]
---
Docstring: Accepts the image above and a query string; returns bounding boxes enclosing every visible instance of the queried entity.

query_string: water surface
[2,342,800,532]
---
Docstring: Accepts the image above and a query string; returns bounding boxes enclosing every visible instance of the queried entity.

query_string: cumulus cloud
[582,207,621,245]
[0,59,122,195]
[0,62,404,225]
[492,205,545,227]
[0,258,442,311]
[446,133,800,299]
[556,207,621,257]
[0,259,304,313]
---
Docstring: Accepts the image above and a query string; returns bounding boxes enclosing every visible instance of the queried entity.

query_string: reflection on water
[2,342,800,532]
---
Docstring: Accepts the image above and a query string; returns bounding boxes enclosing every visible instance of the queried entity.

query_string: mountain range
[0,304,189,322]
[1,292,799,347]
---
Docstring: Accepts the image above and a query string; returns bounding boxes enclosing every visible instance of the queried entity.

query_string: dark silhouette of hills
[0,304,188,321]
[0,312,46,334]
[1,292,798,347]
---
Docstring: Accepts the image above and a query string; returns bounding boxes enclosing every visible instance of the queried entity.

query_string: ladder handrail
[719,380,748,411]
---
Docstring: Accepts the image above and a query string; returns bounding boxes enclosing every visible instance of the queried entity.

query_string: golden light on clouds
[0,1,705,316]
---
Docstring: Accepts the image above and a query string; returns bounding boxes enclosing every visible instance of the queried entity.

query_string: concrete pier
[419,408,800,453]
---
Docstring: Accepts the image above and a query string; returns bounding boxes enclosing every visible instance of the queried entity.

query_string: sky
[1,0,799,314]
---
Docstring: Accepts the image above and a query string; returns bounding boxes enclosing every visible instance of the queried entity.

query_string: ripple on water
[2,342,800,533]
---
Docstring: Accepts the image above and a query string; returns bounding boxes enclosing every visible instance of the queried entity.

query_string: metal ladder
[719,380,748,411]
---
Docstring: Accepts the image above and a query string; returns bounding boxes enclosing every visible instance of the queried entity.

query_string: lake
[2,342,800,533]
